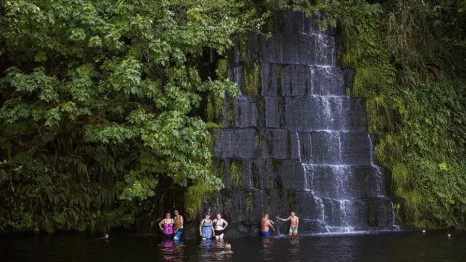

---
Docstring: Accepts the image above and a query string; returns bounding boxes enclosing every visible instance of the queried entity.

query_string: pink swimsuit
[163,222,174,235]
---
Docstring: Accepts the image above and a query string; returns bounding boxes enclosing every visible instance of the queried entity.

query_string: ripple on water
[1,231,465,262]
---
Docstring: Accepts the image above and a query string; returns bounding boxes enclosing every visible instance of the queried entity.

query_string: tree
[0,0,259,232]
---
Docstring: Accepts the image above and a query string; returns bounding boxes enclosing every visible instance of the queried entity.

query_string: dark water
[1,231,465,261]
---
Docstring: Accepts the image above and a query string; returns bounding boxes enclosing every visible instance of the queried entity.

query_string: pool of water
[1,231,465,261]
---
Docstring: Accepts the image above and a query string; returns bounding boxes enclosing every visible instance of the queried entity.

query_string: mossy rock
[226,99,235,127]
[216,59,229,80]
[230,160,243,189]
[206,94,224,124]
[241,62,261,100]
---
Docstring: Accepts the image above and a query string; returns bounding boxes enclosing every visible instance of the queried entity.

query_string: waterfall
[295,132,302,161]
[210,11,398,236]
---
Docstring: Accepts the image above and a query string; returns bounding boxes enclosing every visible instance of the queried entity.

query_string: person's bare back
[260,214,275,237]
[261,218,270,231]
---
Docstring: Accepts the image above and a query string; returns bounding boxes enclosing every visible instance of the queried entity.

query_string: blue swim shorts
[261,231,270,238]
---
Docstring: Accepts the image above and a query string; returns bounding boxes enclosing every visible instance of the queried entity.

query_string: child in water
[223,244,233,253]
[216,243,234,255]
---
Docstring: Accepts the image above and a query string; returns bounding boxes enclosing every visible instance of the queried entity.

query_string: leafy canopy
[0,0,261,231]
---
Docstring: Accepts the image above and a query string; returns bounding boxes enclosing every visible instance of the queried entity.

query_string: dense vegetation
[312,0,466,229]
[1,0,465,232]
[0,0,261,232]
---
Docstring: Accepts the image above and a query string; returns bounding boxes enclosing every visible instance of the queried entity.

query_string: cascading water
[208,11,398,237]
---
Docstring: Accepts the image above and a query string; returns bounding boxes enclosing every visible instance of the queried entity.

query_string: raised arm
[277,216,290,221]
[269,220,276,232]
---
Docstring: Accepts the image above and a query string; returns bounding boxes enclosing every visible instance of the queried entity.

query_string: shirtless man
[260,214,276,238]
[173,210,184,240]
[277,211,299,236]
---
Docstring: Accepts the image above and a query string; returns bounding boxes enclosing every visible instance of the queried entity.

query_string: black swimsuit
[214,220,225,236]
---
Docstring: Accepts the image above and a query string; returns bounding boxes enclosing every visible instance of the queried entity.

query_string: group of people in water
[261,211,299,237]
[199,212,229,240]
[159,210,229,240]
[158,209,299,240]
[158,209,184,240]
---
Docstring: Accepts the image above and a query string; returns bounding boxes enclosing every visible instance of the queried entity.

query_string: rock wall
[204,11,397,237]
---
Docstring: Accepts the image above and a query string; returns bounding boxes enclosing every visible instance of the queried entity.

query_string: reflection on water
[260,237,274,261]
[159,239,185,261]
[196,238,233,262]
[212,238,225,248]
[288,237,300,261]
[1,231,466,261]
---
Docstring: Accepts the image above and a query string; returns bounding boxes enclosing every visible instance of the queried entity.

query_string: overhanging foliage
[0,0,262,232]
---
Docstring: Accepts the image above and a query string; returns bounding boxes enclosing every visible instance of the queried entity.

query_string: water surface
[1,231,465,261]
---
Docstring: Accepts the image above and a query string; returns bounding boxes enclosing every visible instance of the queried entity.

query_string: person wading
[260,214,276,238]
[277,211,299,236]
[159,212,175,238]
[173,210,184,240]
[199,212,215,240]
[213,213,229,239]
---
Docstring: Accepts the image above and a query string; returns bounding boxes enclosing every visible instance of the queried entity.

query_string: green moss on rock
[242,62,261,100]
[252,162,259,189]
[206,94,224,124]
[216,59,229,80]
[255,130,263,157]
[230,161,243,189]
[246,191,253,208]
[276,64,282,96]
[272,159,282,171]
[227,100,235,127]
[211,160,225,180]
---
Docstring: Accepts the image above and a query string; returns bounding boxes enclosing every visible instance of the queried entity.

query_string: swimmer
[215,243,234,255]
[223,243,233,253]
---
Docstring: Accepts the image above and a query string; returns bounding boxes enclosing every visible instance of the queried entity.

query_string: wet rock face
[205,11,396,237]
